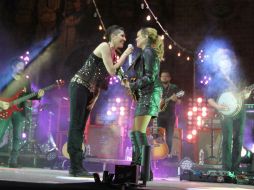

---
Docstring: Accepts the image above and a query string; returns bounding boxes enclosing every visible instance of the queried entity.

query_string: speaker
[56,98,70,132]
[114,165,140,184]
[195,128,222,165]
[87,124,123,159]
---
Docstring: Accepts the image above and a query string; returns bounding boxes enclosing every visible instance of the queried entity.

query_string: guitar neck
[13,84,56,105]
[247,84,254,92]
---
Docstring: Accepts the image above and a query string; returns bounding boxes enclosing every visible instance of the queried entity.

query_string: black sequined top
[75,53,110,91]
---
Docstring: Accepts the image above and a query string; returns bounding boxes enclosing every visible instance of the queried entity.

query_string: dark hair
[105,25,124,41]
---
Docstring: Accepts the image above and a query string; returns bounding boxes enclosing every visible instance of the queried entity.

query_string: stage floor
[0,166,254,190]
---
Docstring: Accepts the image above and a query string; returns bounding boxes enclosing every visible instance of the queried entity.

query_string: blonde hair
[140,27,164,61]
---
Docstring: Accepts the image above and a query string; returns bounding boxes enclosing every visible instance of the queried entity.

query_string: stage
[1,166,254,190]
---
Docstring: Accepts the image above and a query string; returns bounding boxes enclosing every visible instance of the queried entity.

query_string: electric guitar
[217,83,254,118]
[146,118,169,160]
[0,79,64,120]
[160,90,185,112]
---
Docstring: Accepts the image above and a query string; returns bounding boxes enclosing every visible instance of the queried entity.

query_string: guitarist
[0,60,44,168]
[157,71,182,157]
[122,27,164,181]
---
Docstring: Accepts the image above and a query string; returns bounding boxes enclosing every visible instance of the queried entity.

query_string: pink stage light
[192,129,197,135]
[187,134,193,140]
[197,97,202,103]
[116,98,121,103]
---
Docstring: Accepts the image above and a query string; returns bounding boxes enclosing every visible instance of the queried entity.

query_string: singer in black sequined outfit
[122,27,164,181]
[67,25,133,177]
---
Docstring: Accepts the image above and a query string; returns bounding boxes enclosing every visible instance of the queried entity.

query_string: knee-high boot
[136,132,153,181]
[130,131,139,165]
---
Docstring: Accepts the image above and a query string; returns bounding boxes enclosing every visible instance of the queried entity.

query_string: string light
[92,0,106,32]
[141,3,145,9]
[92,0,194,62]
[146,15,151,21]
[142,0,194,61]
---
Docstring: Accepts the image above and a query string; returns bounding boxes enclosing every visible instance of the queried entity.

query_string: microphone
[128,44,133,66]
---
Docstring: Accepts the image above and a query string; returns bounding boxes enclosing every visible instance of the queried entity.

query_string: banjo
[217,84,254,118]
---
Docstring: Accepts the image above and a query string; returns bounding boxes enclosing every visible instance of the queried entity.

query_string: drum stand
[19,104,41,167]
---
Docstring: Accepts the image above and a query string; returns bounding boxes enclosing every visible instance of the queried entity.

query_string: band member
[0,61,44,168]
[157,71,181,156]
[206,48,251,174]
[122,27,164,180]
[67,25,133,177]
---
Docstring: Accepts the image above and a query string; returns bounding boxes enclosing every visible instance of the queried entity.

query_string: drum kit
[0,100,59,166]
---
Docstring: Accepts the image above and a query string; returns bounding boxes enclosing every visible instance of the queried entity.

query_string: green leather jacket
[129,46,162,98]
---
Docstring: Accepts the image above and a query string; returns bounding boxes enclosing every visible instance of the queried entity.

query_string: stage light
[161,35,164,40]
[107,110,112,116]
[111,106,116,112]
[202,112,207,117]
[197,97,202,103]
[116,97,121,103]
[187,111,193,117]
[202,107,207,112]
[187,56,190,61]
[192,129,197,136]
[177,52,181,57]
[120,111,125,116]
[168,44,172,50]
[98,25,103,30]
[120,106,125,111]
[187,134,193,140]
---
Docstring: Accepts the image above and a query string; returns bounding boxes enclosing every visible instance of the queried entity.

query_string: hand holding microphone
[123,44,134,57]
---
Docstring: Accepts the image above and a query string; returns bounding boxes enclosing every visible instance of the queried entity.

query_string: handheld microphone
[128,44,133,66]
